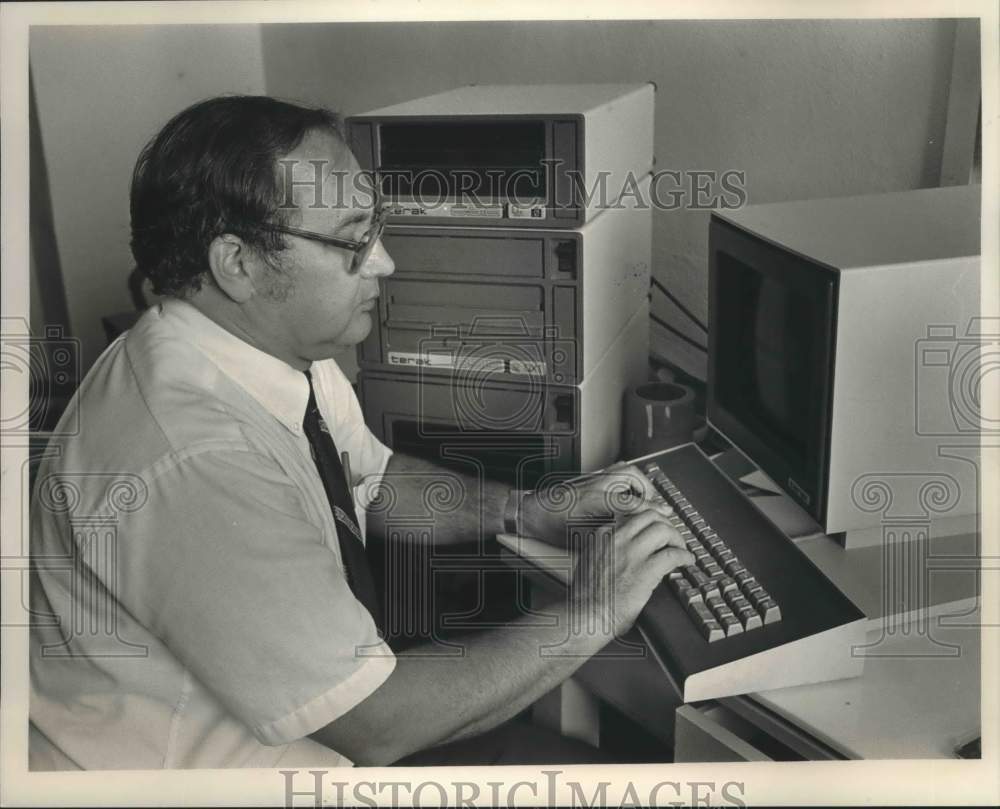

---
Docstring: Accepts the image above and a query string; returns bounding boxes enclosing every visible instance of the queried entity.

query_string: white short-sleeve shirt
[29,299,395,770]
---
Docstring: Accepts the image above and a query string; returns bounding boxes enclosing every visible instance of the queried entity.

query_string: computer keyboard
[631,443,868,702]
[642,459,781,642]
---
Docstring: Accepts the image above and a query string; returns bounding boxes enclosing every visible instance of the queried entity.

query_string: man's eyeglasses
[265,204,390,273]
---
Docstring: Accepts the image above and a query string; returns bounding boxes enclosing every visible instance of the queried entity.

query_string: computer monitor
[706,185,983,544]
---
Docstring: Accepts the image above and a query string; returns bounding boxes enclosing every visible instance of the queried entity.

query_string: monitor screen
[708,219,838,522]
[714,254,816,469]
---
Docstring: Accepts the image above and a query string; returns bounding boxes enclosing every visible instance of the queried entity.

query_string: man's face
[260,129,394,364]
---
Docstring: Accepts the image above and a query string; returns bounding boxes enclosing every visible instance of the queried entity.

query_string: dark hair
[130,95,342,297]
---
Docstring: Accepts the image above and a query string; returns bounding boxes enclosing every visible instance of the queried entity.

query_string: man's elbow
[308,723,412,768]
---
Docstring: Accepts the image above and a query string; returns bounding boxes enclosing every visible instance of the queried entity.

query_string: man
[29,96,691,769]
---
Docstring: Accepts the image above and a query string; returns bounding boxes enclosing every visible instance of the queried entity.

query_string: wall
[30,25,267,370]
[28,20,962,377]
[262,18,958,374]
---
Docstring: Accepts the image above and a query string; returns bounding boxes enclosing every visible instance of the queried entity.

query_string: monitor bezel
[706,216,840,526]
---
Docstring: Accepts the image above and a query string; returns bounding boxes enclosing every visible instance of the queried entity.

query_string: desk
[717,610,981,759]
[529,559,981,762]
[536,596,980,761]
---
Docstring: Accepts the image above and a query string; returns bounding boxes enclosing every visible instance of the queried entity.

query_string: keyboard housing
[634,443,867,701]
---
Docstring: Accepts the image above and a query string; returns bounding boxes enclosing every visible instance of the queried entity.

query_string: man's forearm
[365,452,513,546]
[311,594,612,765]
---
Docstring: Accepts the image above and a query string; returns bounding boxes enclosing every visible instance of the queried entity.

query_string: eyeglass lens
[353,206,389,271]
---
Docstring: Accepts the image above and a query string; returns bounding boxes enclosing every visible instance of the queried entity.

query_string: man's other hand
[518,462,673,546]
[569,508,694,638]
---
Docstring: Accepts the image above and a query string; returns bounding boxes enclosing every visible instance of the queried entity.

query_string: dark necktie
[302,370,383,633]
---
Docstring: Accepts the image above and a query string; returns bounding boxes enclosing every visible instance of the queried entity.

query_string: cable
[650,276,708,334]
[650,311,708,353]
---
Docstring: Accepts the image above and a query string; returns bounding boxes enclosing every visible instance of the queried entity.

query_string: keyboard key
[703,561,723,577]
[758,598,782,624]
[682,589,705,608]
[684,595,710,618]
[688,604,725,642]
[714,600,737,618]
[672,582,704,608]
[723,558,744,576]
[700,581,721,600]
[685,567,709,588]
[700,622,726,643]
[716,576,739,596]
[711,596,737,619]
[738,607,763,631]
[668,576,688,596]
[748,587,778,614]
[719,614,744,637]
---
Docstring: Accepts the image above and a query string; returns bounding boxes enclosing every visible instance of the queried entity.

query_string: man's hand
[518,463,671,547]
[569,508,694,638]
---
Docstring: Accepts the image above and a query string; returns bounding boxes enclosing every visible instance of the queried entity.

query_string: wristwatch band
[504,489,524,535]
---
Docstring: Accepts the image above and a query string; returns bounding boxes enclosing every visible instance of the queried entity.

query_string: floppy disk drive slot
[386,305,545,333]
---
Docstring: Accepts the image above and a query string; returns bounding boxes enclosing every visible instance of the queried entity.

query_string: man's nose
[362,238,395,278]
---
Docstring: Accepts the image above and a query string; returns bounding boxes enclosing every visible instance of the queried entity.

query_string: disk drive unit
[359,304,648,488]
[360,175,652,385]
[348,83,654,229]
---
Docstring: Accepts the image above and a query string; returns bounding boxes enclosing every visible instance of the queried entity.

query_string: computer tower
[359,175,652,386]
[359,304,649,488]
[349,83,655,229]
[354,84,654,648]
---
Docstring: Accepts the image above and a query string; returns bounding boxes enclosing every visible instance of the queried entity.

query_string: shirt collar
[158,298,310,434]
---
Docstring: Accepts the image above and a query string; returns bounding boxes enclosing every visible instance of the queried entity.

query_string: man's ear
[207,234,255,303]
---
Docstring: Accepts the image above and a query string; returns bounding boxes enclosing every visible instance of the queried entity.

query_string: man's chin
[337,314,374,349]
